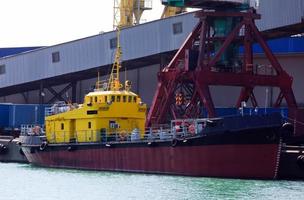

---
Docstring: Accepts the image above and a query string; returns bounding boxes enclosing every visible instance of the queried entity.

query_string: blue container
[0,104,49,130]
[0,104,10,127]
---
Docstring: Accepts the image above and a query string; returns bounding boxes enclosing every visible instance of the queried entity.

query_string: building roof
[0,0,303,95]
[0,47,42,58]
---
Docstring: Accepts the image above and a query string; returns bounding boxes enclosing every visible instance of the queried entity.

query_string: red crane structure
[147,1,298,126]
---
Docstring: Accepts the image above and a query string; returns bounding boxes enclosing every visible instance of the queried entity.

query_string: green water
[0,163,304,200]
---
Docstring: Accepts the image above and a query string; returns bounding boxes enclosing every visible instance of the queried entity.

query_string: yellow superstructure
[45,90,146,144]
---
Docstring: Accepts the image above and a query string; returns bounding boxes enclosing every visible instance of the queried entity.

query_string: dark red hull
[22,143,280,179]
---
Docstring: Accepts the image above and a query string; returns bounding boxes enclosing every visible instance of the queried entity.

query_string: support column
[72,81,77,103]
[22,92,29,104]
[136,68,140,94]
[39,81,44,104]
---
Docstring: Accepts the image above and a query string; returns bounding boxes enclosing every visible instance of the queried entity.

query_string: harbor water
[1,163,304,200]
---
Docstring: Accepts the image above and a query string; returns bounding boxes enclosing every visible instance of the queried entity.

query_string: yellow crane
[161,6,186,18]
[113,0,152,29]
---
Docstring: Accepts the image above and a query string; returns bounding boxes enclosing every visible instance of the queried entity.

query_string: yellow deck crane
[113,0,152,29]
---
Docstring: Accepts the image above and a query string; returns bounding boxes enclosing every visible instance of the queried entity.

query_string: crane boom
[113,0,152,29]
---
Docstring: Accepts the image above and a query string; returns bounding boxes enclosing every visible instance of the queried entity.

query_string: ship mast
[108,27,122,91]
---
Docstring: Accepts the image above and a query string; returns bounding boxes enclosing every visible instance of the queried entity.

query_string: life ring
[188,124,196,136]
[40,142,48,151]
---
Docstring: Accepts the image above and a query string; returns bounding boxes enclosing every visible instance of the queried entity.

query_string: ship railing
[45,101,75,116]
[170,118,208,137]
[20,124,45,136]
[35,119,208,144]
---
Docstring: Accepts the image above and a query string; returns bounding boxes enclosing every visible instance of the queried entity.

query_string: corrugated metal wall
[0,13,197,88]
[256,0,304,30]
[0,0,303,89]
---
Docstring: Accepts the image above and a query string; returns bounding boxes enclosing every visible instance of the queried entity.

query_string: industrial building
[0,0,303,108]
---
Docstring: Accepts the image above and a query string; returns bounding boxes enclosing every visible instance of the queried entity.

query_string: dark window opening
[52,51,60,63]
[105,96,108,102]
[117,96,121,102]
[128,96,132,102]
[123,96,126,102]
[0,65,5,75]
[88,122,91,129]
[95,96,98,102]
[133,96,137,103]
[173,22,183,34]
[87,110,98,115]
[110,37,117,49]
[111,96,115,102]
[61,123,64,130]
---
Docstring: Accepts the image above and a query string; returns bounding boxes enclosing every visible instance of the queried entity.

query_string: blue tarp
[240,36,304,54]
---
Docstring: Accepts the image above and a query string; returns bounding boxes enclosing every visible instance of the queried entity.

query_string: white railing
[20,118,209,144]
[45,101,76,116]
[20,124,45,136]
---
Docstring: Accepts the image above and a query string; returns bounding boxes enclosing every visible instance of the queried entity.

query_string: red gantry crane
[147,0,298,126]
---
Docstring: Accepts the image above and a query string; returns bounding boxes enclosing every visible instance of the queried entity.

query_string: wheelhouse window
[117,96,121,102]
[133,96,137,103]
[105,96,108,103]
[95,96,98,102]
[128,96,132,102]
[123,96,126,102]
[111,95,115,102]
[61,123,64,130]
[88,122,91,129]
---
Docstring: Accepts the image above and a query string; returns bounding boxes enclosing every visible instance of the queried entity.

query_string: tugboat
[19,103,287,179]
[19,24,291,179]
